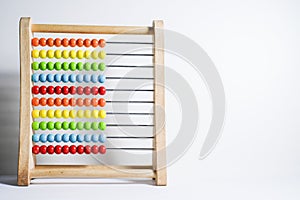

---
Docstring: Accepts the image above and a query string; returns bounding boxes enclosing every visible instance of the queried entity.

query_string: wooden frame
[18,17,166,186]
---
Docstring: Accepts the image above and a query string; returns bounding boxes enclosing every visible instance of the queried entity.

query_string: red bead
[62,145,69,154]
[39,86,47,95]
[99,86,106,95]
[99,39,106,48]
[62,38,69,47]
[77,86,83,95]
[69,86,76,95]
[77,145,84,154]
[32,145,39,154]
[91,39,98,47]
[47,38,54,47]
[55,145,62,154]
[54,38,61,47]
[84,39,91,47]
[47,86,55,94]
[69,145,77,154]
[84,145,91,154]
[91,86,98,95]
[39,38,47,46]
[91,145,99,154]
[40,145,47,154]
[69,38,76,47]
[99,145,106,154]
[32,38,39,46]
[62,86,69,95]
[47,145,55,154]
[76,39,83,47]
[55,86,62,94]
[32,86,39,94]
[39,97,47,106]
[83,86,91,95]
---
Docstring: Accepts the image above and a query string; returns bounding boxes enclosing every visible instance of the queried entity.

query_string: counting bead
[99,122,106,130]
[32,110,39,118]
[91,98,98,107]
[77,62,83,71]
[62,98,68,106]
[91,135,98,143]
[47,98,54,106]
[77,134,84,142]
[32,145,39,154]
[32,49,39,58]
[91,122,98,130]
[91,50,98,59]
[67,98,74,107]
[70,86,77,95]
[84,110,91,118]
[47,50,54,58]
[55,122,62,130]
[62,50,69,59]
[84,62,91,71]
[83,98,91,106]
[39,121,47,130]
[32,134,40,143]
[91,86,98,95]
[32,121,39,130]
[47,145,55,154]
[32,38,39,46]
[85,145,91,154]
[47,74,54,82]
[69,38,76,47]
[39,38,47,46]
[77,110,84,118]
[99,98,106,107]
[84,86,91,95]
[83,74,89,83]
[47,62,54,70]
[84,122,91,130]
[54,109,62,118]
[62,74,69,83]
[62,134,69,142]
[54,97,62,106]
[55,145,62,154]
[69,134,77,143]
[40,62,47,70]
[62,121,69,130]
[62,145,69,154]
[54,134,62,142]
[47,121,54,130]
[98,75,105,83]
[84,135,91,142]
[77,98,83,106]
[99,145,106,154]
[32,97,39,106]
[32,86,39,94]
[99,39,106,48]
[99,51,106,59]
[99,110,106,119]
[91,110,98,118]
[54,62,62,70]
[84,39,91,47]
[69,62,76,71]
[77,39,83,47]
[62,62,69,71]
[76,74,83,83]
[62,38,69,47]
[39,86,47,95]
[32,73,39,82]
[77,145,84,154]
[92,145,98,154]
[99,133,106,143]
[55,86,62,94]
[40,50,47,58]
[54,50,62,59]
[99,86,106,95]
[90,74,97,83]
[47,134,55,142]
[77,50,84,59]
[54,38,61,47]
[69,110,76,118]
[38,98,46,106]
[62,86,69,95]
[40,145,47,154]
[91,39,98,47]
[69,145,77,154]
[69,50,76,59]
[47,109,54,118]
[91,63,98,71]
[84,50,91,59]
[47,86,55,94]
[62,109,69,118]
[77,122,84,130]
[40,110,47,118]
[69,121,76,130]
[54,74,61,82]
[32,62,39,70]
[47,38,54,47]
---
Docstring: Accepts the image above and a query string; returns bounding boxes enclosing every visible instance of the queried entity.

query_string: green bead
[77,62,83,71]
[77,122,83,130]
[47,62,54,70]
[62,62,69,71]
[32,121,39,130]
[69,121,76,130]
[62,121,69,130]
[99,122,106,130]
[91,122,98,130]
[39,121,47,130]
[69,62,76,71]
[47,121,54,130]
[39,62,47,71]
[54,62,62,70]
[91,63,98,71]
[54,121,62,130]
[99,63,106,71]
[84,122,91,130]
[84,62,91,71]
[32,62,39,70]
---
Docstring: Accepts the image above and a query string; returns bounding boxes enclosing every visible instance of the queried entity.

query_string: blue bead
[98,75,106,83]
[54,74,62,82]
[69,134,77,143]
[99,133,106,143]
[84,134,91,142]
[54,134,62,142]
[32,134,40,142]
[39,74,47,82]
[77,134,84,142]
[47,74,54,82]
[69,74,76,83]
[83,74,90,83]
[40,134,47,143]
[47,134,55,142]
[62,134,69,142]
[92,134,99,142]
[76,74,83,83]
[91,74,98,83]
[62,74,69,83]
[32,74,39,82]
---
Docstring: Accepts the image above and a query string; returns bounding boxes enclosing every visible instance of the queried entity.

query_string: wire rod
[107,136,154,139]
[106,77,154,80]
[106,147,154,150]
[106,100,154,103]
[107,124,154,127]
[106,53,153,56]
[107,65,153,68]
[106,112,154,115]
[106,41,153,45]
[106,89,153,92]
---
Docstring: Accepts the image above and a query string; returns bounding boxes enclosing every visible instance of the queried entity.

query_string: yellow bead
[62,110,69,118]
[69,50,76,59]
[99,110,106,119]
[54,109,62,118]
[62,50,69,59]
[39,50,47,58]
[47,50,54,58]
[77,110,84,118]
[84,50,91,59]
[99,51,106,59]
[91,110,99,118]
[40,110,47,118]
[69,110,76,118]
[32,50,39,58]
[77,50,84,59]
[91,50,98,59]
[47,110,54,118]
[32,110,39,118]
[54,50,62,59]
[84,110,91,118]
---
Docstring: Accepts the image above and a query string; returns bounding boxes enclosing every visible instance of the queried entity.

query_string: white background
[0,0,299,199]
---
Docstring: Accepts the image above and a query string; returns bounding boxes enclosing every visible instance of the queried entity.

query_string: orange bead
[47,38,54,47]
[62,38,69,47]
[54,38,61,47]
[32,97,39,106]
[32,38,39,46]
[62,98,69,106]
[69,38,76,47]
[84,39,91,47]
[99,98,106,107]
[69,98,76,106]
[39,97,47,106]
[84,98,91,106]
[91,39,98,47]
[99,39,106,48]
[55,98,62,106]
[47,98,54,106]
[76,39,83,47]
[76,98,83,106]
[91,98,98,107]
[39,38,47,46]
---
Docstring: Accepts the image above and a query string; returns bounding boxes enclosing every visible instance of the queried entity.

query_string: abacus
[18,17,166,186]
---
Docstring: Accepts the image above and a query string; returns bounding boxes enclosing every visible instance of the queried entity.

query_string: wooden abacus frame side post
[153,20,167,186]
[18,17,34,186]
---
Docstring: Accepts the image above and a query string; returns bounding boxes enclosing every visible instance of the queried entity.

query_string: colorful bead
[47,134,55,142]
[83,74,90,83]
[77,110,84,118]
[40,62,47,70]
[54,38,61,47]
[32,50,39,58]
[91,39,98,47]
[39,74,47,82]
[47,145,55,154]
[99,51,106,59]
[32,86,39,94]
[91,86,98,95]
[62,50,69,59]
[91,50,98,59]
[77,145,84,154]
[32,97,39,106]
[47,121,55,130]
[77,122,84,130]
[99,86,106,95]
[62,121,69,130]
[69,110,76,118]
[84,135,91,142]
[62,62,69,71]
[46,38,54,47]
[99,75,105,83]
[32,73,39,82]
[84,98,91,106]
[84,39,91,47]
[47,74,54,82]
[84,86,91,95]
[99,133,106,143]
[54,134,62,142]
[39,50,47,58]
[76,74,83,83]
[91,110,98,118]
[69,50,76,59]
[40,134,47,143]
[32,38,39,46]
[99,110,106,119]
[54,121,62,130]
[54,74,62,82]
[99,98,106,107]
[92,134,99,142]
[54,109,62,118]
[54,50,62,59]
[84,50,91,59]
[69,121,76,130]
[91,122,98,130]
[99,145,106,154]
[62,134,69,142]
[77,39,83,47]
[62,74,68,83]
[54,62,62,70]
[40,145,47,154]
[69,38,76,47]
[62,110,69,118]
[55,145,62,154]
[77,62,83,71]
[32,62,39,70]
[69,62,76,71]
[32,134,40,142]
[39,86,47,95]
[84,62,91,71]
[85,145,91,154]
[91,98,98,107]
[69,134,77,143]
[39,38,47,46]
[84,122,91,130]
[54,97,62,106]
[47,98,54,106]
[40,110,47,118]
[32,145,39,154]
[32,121,39,130]
[47,62,54,70]
[47,109,54,118]
[99,39,106,48]
[69,145,77,154]
[77,50,84,59]
[69,97,76,106]
[92,145,99,154]
[62,38,69,47]
[99,122,106,130]
[62,86,69,95]
[99,63,106,71]
[39,121,47,130]
[47,50,54,58]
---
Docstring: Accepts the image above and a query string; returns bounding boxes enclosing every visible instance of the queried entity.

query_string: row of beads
[32,49,106,59]
[32,38,106,48]
[32,109,107,119]
[32,145,106,154]
[32,62,106,71]
[32,133,106,143]
[32,121,106,131]
[32,97,106,107]
[32,73,106,83]
[32,86,106,95]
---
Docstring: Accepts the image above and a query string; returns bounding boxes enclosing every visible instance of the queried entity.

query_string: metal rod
[106,112,154,115]
[106,53,154,56]
[107,136,154,139]
[106,89,154,92]
[107,124,154,127]
[106,148,154,150]
[106,77,153,80]
[107,65,153,68]
[106,41,153,45]
[106,100,154,103]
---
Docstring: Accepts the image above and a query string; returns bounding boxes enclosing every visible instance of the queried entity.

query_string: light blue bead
[69,134,77,143]
[54,134,62,142]
[77,134,84,142]
[40,134,47,143]
[62,74,69,83]
[99,133,106,143]
[98,75,106,83]
[39,74,47,82]
[62,134,69,142]
[91,74,98,83]
[47,134,55,142]
[84,134,91,142]
[69,74,76,83]
[32,134,40,142]
[54,74,62,82]
[32,74,39,82]
[92,134,99,142]
[76,74,83,83]
[83,74,90,83]
[47,74,54,82]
